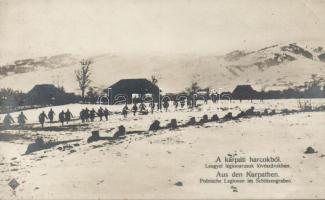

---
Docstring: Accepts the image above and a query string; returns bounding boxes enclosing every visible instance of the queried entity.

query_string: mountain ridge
[0,42,324,93]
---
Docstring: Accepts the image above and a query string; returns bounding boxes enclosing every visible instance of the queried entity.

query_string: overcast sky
[0,0,325,63]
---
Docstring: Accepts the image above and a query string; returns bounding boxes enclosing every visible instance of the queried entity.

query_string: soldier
[139,102,146,113]
[17,112,27,128]
[223,112,233,121]
[65,109,73,124]
[39,111,48,128]
[103,108,109,121]
[122,104,128,118]
[48,109,55,123]
[84,107,90,122]
[187,99,192,108]
[59,110,65,126]
[193,98,197,107]
[3,113,15,129]
[131,103,138,116]
[149,101,155,114]
[211,94,216,103]
[97,107,104,121]
[90,108,96,122]
[174,100,178,111]
[80,109,85,123]
[245,106,255,116]
[180,100,185,108]
[163,100,169,112]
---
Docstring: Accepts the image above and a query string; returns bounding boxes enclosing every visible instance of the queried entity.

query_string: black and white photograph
[0,0,325,199]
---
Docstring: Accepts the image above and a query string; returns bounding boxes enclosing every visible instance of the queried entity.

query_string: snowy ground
[0,99,325,199]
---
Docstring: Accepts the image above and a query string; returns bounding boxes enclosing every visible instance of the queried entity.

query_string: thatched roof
[109,79,159,94]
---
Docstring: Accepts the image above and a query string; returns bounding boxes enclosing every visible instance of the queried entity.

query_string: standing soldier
[59,110,65,126]
[187,98,192,108]
[65,109,73,124]
[90,108,96,122]
[48,109,55,123]
[131,103,138,116]
[122,104,129,118]
[193,98,197,107]
[97,107,104,121]
[3,113,15,129]
[139,102,146,113]
[84,107,90,122]
[174,100,179,111]
[17,112,27,128]
[149,101,155,114]
[180,100,185,108]
[103,108,109,121]
[163,100,169,112]
[80,109,85,123]
[38,111,48,128]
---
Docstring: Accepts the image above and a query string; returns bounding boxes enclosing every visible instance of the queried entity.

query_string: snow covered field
[0,99,325,199]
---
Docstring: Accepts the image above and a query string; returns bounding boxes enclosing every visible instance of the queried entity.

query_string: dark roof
[232,85,255,93]
[25,84,77,105]
[109,79,159,94]
[27,84,63,95]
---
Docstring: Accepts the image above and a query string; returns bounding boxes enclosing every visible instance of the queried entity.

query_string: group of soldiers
[163,99,198,111]
[120,99,195,118]
[2,112,27,129]
[79,107,110,122]
[39,108,112,127]
[2,99,200,129]
[122,102,150,117]
[2,108,76,129]
[38,109,74,127]
[1,107,112,129]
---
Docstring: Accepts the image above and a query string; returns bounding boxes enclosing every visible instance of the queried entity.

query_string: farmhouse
[108,79,160,104]
[232,85,258,101]
[25,84,78,105]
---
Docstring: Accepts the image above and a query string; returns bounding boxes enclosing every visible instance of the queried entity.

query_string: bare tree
[151,75,158,85]
[75,59,92,101]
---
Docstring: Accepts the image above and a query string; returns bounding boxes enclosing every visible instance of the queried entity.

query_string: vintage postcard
[0,0,325,199]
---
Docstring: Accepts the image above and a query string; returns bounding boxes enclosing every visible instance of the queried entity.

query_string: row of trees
[257,75,325,99]
[0,88,24,113]
[181,80,325,101]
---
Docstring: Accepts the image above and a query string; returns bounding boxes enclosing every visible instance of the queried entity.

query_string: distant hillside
[0,54,80,77]
[0,43,325,94]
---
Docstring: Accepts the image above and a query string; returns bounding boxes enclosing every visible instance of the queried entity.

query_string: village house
[108,79,160,104]
[232,85,259,101]
[24,84,78,105]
